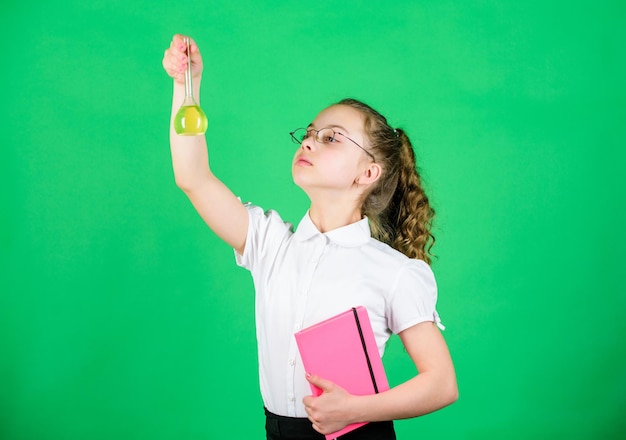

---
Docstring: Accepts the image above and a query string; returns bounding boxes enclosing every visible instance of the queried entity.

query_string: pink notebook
[294,306,389,439]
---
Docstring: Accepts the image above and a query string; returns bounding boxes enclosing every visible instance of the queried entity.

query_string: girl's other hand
[303,374,354,435]
[162,34,204,84]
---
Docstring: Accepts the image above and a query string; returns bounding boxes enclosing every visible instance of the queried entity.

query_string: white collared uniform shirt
[235,204,442,418]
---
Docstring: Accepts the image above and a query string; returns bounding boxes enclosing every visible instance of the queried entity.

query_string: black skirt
[264,408,396,440]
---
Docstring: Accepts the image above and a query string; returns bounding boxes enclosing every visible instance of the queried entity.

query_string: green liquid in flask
[174,104,208,135]
[173,36,208,136]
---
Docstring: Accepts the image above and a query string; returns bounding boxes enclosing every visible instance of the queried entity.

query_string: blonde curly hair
[336,98,436,264]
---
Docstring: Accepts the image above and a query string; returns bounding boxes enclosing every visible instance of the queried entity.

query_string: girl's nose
[301,137,315,151]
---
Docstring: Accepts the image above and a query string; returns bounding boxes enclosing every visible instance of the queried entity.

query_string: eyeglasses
[289,127,375,162]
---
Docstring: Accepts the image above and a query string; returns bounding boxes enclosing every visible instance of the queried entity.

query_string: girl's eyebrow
[307,123,351,134]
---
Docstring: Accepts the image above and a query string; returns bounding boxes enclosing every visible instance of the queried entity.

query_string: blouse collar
[293,210,371,247]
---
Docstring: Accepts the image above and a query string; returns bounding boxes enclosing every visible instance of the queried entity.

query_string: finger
[311,423,324,435]
[302,396,319,418]
[165,46,189,71]
[302,395,312,408]
[162,59,185,82]
[174,34,197,54]
[306,373,334,392]
[163,48,178,68]
[169,39,188,61]
[306,410,322,425]
[162,54,182,75]
[173,34,187,49]
[189,38,201,57]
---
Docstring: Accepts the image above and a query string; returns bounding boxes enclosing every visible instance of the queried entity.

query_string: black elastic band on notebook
[352,307,379,394]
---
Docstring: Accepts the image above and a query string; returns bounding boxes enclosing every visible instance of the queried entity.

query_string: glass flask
[174,37,208,135]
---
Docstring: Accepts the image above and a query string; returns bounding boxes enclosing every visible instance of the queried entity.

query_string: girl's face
[292,105,373,195]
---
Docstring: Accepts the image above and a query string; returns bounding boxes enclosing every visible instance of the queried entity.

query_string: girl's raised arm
[162,34,248,254]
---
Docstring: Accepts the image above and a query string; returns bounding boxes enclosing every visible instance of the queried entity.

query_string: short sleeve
[234,204,293,274]
[386,259,444,334]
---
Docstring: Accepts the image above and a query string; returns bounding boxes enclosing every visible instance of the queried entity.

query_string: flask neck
[184,37,195,99]
[180,95,198,107]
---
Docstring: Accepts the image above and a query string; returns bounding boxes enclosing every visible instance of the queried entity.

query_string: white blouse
[235,204,442,417]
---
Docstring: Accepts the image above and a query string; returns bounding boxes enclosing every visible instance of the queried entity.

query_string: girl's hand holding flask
[163,34,208,135]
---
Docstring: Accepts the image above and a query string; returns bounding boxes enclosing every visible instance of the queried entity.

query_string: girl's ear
[356,163,382,186]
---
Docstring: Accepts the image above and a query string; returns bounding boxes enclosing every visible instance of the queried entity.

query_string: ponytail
[387,129,435,263]
[336,99,436,264]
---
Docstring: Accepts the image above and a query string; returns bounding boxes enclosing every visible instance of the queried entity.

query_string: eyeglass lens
[291,128,337,144]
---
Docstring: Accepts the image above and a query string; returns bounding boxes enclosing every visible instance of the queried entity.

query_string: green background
[1,0,624,438]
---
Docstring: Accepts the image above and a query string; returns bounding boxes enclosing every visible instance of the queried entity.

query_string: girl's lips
[295,156,312,166]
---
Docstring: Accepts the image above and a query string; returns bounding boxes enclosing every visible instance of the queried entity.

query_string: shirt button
[295,324,301,331]
[289,396,295,402]
[289,359,295,366]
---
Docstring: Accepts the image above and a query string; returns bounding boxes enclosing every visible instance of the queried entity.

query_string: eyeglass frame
[289,127,376,162]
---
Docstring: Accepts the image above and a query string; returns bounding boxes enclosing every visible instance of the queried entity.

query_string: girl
[162,34,458,440]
